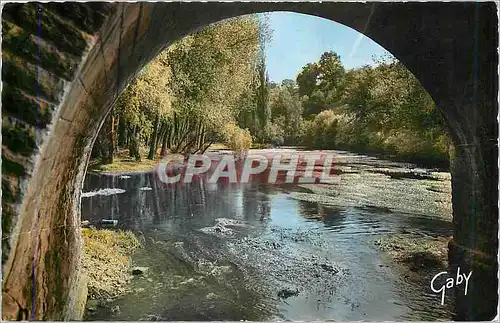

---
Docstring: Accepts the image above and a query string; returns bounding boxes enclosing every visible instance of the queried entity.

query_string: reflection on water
[81,152,452,321]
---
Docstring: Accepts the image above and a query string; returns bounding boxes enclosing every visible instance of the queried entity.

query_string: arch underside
[1,2,497,320]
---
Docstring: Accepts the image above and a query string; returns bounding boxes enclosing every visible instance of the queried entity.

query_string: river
[81,149,453,321]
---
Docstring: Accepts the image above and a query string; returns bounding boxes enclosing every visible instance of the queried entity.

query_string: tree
[92,14,271,164]
[317,51,345,96]
[296,63,320,97]
[254,55,271,142]
[296,51,346,118]
[164,15,264,153]
[114,52,172,161]
[296,52,450,165]
[341,66,377,125]
[269,79,303,144]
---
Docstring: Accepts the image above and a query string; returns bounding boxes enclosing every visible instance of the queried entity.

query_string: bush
[221,123,253,152]
[266,122,285,147]
[301,110,341,149]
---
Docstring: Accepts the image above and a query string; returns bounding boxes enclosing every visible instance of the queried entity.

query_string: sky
[263,12,392,83]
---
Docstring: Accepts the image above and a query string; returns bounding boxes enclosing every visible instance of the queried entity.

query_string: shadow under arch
[1,2,497,321]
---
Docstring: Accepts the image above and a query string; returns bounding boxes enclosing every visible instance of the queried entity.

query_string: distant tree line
[92,17,450,168]
[259,52,451,167]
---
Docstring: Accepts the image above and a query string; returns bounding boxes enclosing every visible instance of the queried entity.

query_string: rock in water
[131,266,149,275]
[277,288,300,299]
[206,292,219,300]
[101,219,118,227]
[111,305,121,314]
[320,263,339,274]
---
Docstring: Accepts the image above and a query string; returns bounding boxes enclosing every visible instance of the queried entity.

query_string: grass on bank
[375,233,450,272]
[88,142,255,174]
[88,147,183,174]
[81,227,142,300]
[88,142,274,175]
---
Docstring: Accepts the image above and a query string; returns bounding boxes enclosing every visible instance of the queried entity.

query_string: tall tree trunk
[156,122,166,150]
[92,138,103,159]
[200,140,214,154]
[178,133,197,154]
[196,124,205,151]
[133,126,141,162]
[118,115,127,148]
[174,127,191,153]
[99,113,113,164]
[148,114,160,160]
[160,123,170,157]
[124,123,130,148]
[107,108,115,164]
[167,123,172,149]
[129,125,141,161]
[173,117,191,153]
[113,112,120,153]
[129,125,135,158]
[172,112,178,148]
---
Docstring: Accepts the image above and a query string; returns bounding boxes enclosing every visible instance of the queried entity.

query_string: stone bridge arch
[2,2,497,320]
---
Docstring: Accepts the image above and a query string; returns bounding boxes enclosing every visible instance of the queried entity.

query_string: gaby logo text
[430,267,472,305]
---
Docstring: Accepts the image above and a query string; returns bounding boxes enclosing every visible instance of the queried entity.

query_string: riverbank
[298,143,451,171]
[88,144,451,177]
[375,233,454,319]
[350,148,450,172]
[375,233,449,273]
[88,148,184,174]
[81,227,142,316]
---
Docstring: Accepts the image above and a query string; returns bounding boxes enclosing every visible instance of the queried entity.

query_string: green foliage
[253,56,271,143]
[92,18,449,168]
[295,52,450,166]
[82,227,141,300]
[221,123,253,152]
[93,15,267,160]
[297,63,320,97]
[268,80,302,144]
[116,51,172,130]
[297,51,345,118]
[302,110,340,149]
[164,15,264,152]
